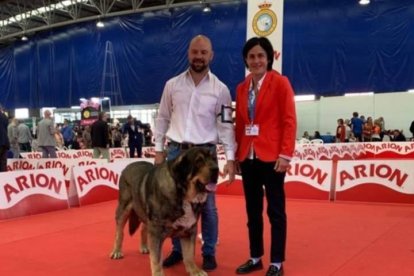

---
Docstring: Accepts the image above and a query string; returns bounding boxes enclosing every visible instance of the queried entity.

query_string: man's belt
[169,140,215,150]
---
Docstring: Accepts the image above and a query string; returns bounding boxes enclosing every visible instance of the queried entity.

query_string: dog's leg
[181,236,207,276]
[147,231,165,276]
[139,224,149,254]
[109,202,132,259]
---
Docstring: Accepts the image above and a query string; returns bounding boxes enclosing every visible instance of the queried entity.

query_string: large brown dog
[110,147,219,276]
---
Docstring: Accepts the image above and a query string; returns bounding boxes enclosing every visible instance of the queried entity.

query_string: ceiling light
[344,92,374,97]
[21,35,28,41]
[359,0,370,5]
[295,95,316,102]
[96,21,104,28]
[203,4,211,13]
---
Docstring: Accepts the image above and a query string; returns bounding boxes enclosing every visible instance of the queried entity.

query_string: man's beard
[190,60,208,73]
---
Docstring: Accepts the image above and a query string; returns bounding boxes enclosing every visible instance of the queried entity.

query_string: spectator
[410,120,414,139]
[91,112,110,160]
[392,129,406,142]
[363,117,373,142]
[344,119,352,142]
[17,120,33,152]
[82,125,92,149]
[350,112,363,142]
[371,119,382,142]
[37,110,57,158]
[0,104,10,172]
[122,115,143,157]
[335,118,346,143]
[61,119,75,149]
[7,117,20,158]
[313,131,322,140]
[112,126,122,148]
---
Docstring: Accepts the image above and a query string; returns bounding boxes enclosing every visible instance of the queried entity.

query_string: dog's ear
[170,153,193,185]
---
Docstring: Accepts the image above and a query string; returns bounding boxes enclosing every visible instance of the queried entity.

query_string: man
[61,119,75,149]
[154,34,236,271]
[37,110,57,158]
[0,104,10,172]
[350,112,364,142]
[17,120,33,152]
[90,112,110,160]
[7,117,20,158]
[122,115,143,157]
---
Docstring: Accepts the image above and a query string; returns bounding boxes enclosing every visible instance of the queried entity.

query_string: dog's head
[170,147,219,199]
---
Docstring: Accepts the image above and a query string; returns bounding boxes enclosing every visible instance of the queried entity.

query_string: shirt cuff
[279,154,292,162]
[226,151,235,161]
[155,142,164,152]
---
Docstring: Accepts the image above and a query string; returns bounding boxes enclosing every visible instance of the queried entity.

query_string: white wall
[296,92,414,139]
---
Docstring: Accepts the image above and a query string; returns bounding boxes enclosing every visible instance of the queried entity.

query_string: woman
[234,37,297,276]
[363,116,373,142]
[336,118,346,143]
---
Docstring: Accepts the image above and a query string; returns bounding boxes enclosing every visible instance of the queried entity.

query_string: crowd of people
[0,108,154,162]
[302,112,413,144]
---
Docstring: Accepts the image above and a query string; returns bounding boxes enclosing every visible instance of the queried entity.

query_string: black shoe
[236,259,263,274]
[162,251,183,268]
[202,255,217,271]
[266,265,284,276]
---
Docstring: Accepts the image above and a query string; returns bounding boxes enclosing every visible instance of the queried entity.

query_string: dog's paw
[109,250,124,259]
[190,269,208,276]
[139,245,149,254]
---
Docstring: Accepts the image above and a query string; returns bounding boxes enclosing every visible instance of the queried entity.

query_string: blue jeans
[168,143,218,257]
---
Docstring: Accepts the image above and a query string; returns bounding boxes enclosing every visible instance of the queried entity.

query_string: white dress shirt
[248,73,266,159]
[155,69,235,160]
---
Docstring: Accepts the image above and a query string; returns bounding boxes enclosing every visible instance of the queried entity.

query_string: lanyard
[248,84,258,122]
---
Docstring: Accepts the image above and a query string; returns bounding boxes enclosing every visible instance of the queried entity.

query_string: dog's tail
[128,210,140,236]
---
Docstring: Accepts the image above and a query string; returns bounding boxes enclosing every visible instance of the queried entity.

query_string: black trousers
[240,158,287,263]
[128,143,142,158]
[0,145,8,172]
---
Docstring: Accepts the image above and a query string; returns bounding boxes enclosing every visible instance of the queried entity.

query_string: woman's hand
[274,157,290,173]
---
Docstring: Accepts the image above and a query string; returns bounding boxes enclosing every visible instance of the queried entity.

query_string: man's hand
[223,160,235,183]
[154,151,166,165]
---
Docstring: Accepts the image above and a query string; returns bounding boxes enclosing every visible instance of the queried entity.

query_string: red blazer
[235,70,297,162]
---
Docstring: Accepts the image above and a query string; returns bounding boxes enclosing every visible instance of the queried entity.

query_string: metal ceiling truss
[0,0,239,46]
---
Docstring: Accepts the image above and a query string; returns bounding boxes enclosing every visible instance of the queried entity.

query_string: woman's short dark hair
[242,36,274,71]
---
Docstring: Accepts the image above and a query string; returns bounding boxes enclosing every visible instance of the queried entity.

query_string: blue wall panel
[1,0,414,109]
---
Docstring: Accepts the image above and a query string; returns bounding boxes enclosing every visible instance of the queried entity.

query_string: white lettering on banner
[285,161,332,191]
[336,160,414,193]
[0,169,66,209]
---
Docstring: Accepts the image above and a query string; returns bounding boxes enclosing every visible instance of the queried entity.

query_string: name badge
[245,124,259,136]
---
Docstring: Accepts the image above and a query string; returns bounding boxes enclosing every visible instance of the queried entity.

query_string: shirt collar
[249,72,267,90]
[186,68,211,81]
